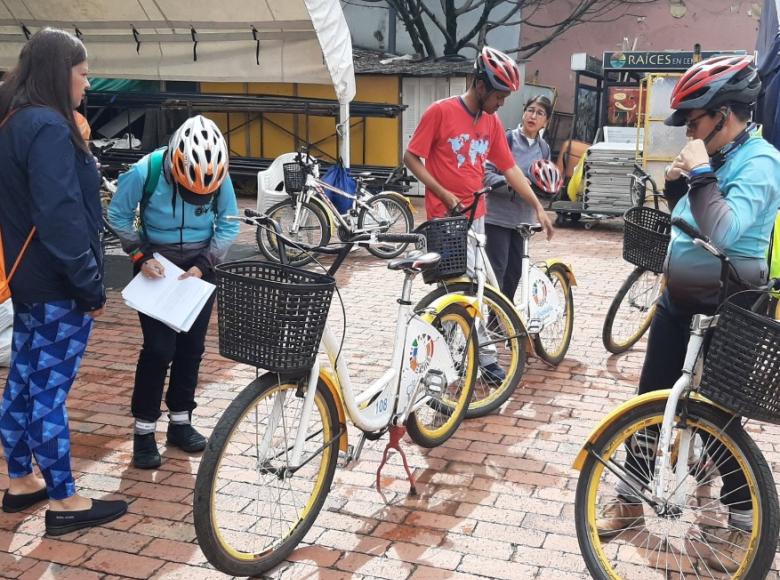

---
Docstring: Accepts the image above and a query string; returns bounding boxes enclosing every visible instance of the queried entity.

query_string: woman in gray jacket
[483,96,554,300]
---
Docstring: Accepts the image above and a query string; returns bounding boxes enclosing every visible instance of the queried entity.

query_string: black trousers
[485,223,524,300]
[131,279,216,423]
[624,290,751,511]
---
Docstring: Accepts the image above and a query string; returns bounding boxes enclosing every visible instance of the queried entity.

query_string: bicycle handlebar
[446,187,493,226]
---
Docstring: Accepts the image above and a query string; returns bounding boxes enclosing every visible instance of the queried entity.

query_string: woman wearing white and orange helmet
[108,115,238,469]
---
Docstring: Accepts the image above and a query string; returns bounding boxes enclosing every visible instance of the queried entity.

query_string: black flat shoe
[2,487,48,513]
[45,499,128,536]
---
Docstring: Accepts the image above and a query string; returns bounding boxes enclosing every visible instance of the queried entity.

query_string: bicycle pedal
[526,319,543,334]
[423,370,445,393]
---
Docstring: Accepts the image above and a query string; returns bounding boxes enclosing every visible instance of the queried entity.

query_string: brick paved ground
[1,198,779,579]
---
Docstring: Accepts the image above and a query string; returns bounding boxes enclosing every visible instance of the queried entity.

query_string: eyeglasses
[524,107,547,118]
[685,111,711,131]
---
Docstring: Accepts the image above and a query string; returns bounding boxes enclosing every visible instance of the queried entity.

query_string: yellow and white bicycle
[193,210,479,576]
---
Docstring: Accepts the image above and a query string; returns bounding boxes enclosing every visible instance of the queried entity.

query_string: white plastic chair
[257,152,319,213]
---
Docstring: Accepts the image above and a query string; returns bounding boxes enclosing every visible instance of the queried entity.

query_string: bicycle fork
[652,318,710,511]
[259,363,322,470]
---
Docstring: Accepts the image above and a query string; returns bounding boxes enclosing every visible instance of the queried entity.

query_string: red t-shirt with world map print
[407,96,515,219]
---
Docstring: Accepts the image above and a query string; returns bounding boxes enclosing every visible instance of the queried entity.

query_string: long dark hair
[0,27,89,153]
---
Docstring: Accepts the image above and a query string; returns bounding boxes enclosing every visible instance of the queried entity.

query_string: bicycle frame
[279,269,478,468]
[469,227,564,336]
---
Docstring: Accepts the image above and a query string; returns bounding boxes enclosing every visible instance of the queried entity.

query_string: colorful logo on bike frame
[409,334,435,373]
[531,278,548,307]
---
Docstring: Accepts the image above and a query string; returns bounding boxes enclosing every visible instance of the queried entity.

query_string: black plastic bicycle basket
[416,216,469,284]
[216,261,335,374]
[699,301,780,424]
[623,206,671,274]
[283,162,307,194]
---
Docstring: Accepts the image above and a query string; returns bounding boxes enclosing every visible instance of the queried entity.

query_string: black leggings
[623,291,751,511]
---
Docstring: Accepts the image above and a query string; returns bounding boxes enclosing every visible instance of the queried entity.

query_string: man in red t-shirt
[404,47,553,238]
[404,47,553,386]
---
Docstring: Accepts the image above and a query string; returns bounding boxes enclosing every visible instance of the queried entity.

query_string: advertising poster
[607,87,645,126]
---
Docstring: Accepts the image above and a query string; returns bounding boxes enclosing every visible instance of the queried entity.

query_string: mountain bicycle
[415,189,575,418]
[257,151,414,266]
[603,170,669,354]
[193,209,479,576]
[575,216,780,579]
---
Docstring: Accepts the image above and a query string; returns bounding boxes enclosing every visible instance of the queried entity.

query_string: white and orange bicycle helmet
[529,159,563,198]
[167,115,228,199]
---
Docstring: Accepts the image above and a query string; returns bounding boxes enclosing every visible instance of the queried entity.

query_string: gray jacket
[484,127,550,228]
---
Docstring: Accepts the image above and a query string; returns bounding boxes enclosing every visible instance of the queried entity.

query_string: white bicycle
[193,209,480,576]
[416,189,576,417]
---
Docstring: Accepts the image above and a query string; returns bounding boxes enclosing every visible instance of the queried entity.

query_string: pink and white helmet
[529,159,562,198]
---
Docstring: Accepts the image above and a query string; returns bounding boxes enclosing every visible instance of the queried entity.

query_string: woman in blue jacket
[108,115,239,469]
[0,28,127,535]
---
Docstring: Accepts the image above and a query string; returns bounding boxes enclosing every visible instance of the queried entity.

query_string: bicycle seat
[516,223,544,234]
[387,251,441,272]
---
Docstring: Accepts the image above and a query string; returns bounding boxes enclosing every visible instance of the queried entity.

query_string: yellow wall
[200,75,400,167]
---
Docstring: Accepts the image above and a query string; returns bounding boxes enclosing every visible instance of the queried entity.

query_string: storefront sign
[603,50,747,71]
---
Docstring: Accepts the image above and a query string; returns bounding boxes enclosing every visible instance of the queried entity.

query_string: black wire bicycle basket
[699,300,780,424]
[416,216,469,284]
[283,162,307,195]
[216,261,335,374]
[623,206,671,274]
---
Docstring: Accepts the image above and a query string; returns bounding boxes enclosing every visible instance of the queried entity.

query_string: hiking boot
[480,362,506,386]
[687,525,749,574]
[597,498,645,537]
[133,433,161,469]
[167,423,206,453]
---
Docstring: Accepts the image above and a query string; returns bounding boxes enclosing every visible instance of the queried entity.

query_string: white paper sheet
[121,253,216,333]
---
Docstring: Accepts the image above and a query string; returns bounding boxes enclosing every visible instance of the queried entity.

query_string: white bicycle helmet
[168,115,229,196]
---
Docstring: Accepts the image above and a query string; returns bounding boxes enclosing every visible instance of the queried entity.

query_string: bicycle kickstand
[376,425,418,496]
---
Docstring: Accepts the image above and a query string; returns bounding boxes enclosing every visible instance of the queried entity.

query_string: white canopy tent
[0,0,356,162]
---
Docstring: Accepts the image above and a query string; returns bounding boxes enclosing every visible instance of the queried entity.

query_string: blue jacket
[0,106,105,311]
[108,152,239,273]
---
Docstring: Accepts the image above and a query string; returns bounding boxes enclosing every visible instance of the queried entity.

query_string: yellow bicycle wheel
[407,303,478,448]
[194,374,340,576]
[532,263,574,366]
[575,399,778,579]
[415,283,526,418]
[602,268,665,354]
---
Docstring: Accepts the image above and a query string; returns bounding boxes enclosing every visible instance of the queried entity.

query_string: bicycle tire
[575,399,779,579]
[256,198,330,267]
[193,373,340,577]
[532,263,574,366]
[602,267,664,354]
[357,193,414,259]
[406,303,478,448]
[415,283,526,419]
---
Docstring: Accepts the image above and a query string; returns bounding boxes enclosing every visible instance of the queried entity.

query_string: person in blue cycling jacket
[597,55,780,573]
[108,115,238,469]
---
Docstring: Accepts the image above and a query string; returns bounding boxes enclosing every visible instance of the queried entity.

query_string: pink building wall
[523,0,762,113]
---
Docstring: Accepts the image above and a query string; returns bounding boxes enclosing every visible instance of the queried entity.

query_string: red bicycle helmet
[529,159,562,198]
[665,55,760,126]
[474,46,520,92]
